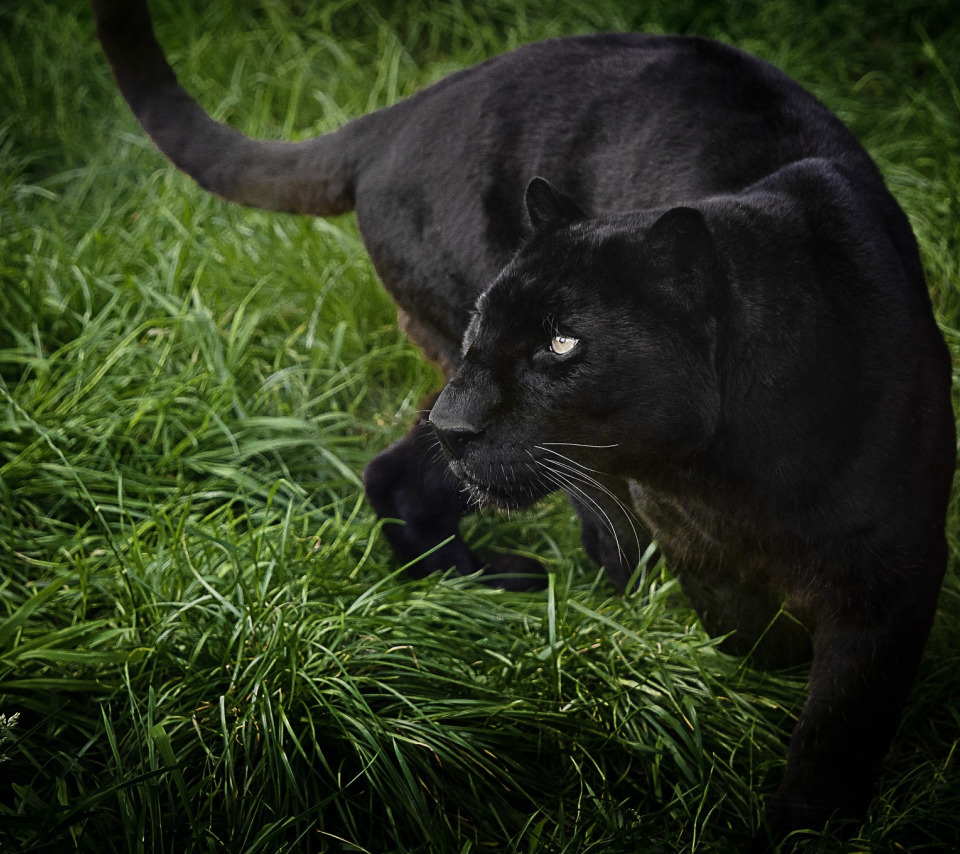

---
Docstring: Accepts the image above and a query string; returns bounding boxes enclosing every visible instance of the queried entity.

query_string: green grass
[1,0,958,851]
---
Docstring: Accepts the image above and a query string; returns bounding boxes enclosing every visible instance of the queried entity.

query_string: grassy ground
[2,0,958,851]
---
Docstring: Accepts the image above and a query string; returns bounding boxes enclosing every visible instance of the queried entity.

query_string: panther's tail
[92,0,358,216]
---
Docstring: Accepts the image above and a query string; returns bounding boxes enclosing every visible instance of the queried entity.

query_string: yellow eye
[550,334,578,355]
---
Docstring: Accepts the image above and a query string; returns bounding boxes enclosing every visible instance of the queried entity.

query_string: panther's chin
[451,464,547,512]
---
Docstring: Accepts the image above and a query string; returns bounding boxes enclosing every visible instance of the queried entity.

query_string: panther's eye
[550,334,579,355]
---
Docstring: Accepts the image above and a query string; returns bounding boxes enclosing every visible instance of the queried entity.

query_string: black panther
[92,2,955,846]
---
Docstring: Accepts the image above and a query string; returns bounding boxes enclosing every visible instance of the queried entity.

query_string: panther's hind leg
[363,417,546,591]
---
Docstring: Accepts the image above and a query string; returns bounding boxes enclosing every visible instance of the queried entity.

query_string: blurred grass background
[1,0,958,851]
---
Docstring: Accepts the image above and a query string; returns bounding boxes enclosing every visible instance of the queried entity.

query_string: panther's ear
[525,177,586,232]
[646,206,721,310]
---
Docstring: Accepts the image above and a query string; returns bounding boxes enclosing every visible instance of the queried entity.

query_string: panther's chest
[627,479,816,664]
[626,479,763,577]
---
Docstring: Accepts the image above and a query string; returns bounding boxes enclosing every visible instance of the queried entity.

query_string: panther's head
[429,177,727,510]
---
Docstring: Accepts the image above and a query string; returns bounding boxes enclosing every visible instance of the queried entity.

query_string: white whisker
[539,462,627,564]
[540,441,619,449]
[527,450,627,564]
[536,444,606,475]
[534,445,643,564]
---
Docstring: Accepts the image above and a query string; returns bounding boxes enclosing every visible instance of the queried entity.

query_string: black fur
[92,2,955,847]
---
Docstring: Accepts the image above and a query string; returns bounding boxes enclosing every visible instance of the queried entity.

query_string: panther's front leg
[363,417,546,591]
[751,554,943,850]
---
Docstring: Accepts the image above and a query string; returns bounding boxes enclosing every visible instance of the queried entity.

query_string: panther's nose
[428,416,482,460]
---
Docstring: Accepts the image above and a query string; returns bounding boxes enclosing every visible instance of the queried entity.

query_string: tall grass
[2,0,958,851]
